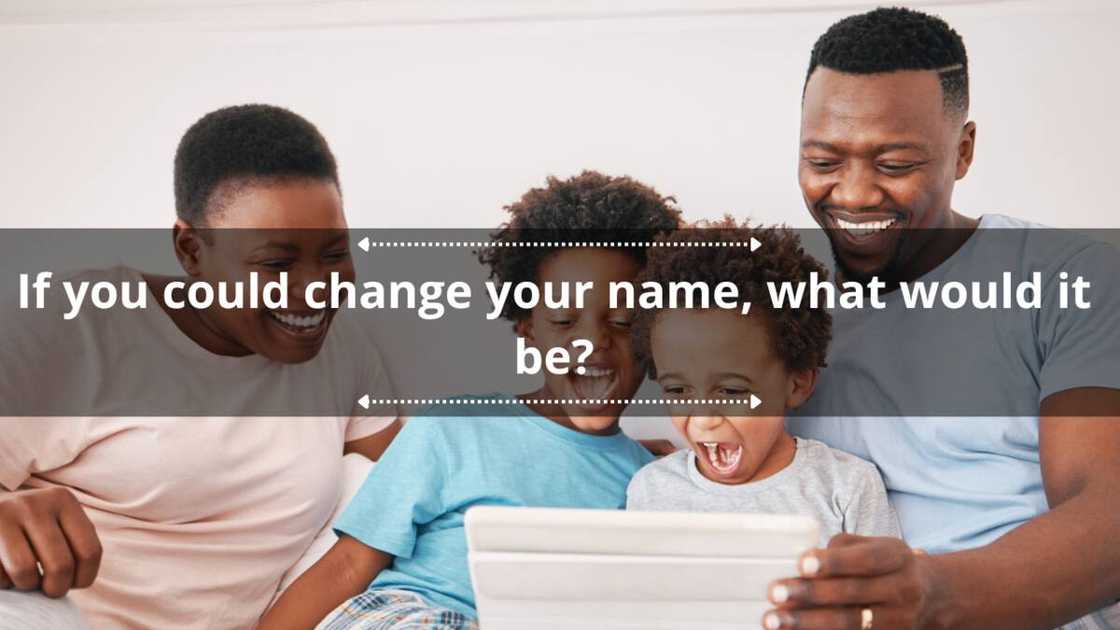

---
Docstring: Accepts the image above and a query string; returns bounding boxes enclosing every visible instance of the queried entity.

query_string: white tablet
[465,507,819,630]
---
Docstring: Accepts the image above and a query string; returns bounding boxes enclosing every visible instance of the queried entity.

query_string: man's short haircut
[806,7,969,116]
[478,170,681,322]
[173,104,339,223]
[632,218,832,376]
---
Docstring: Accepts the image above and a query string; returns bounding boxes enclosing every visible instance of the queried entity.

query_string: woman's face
[518,248,643,434]
[184,178,354,364]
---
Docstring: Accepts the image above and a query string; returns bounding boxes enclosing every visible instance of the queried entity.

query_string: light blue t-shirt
[790,215,1120,554]
[333,395,655,618]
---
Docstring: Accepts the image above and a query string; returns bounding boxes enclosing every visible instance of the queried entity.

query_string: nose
[828,162,884,211]
[573,319,613,352]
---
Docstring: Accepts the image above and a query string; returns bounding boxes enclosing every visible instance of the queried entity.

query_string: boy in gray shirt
[626,222,899,543]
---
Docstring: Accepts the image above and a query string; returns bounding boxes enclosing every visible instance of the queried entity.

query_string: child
[260,171,681,630]
[626,220,900,543]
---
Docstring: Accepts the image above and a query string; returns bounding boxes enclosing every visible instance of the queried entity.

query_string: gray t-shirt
[626,437,900,545]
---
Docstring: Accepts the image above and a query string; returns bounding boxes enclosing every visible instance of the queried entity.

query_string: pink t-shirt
[0,267,396,629]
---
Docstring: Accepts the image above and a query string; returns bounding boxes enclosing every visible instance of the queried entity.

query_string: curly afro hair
[477,170,682,322]
[174,104,339,223]
[632,217,832,377]
[807,7,969,116]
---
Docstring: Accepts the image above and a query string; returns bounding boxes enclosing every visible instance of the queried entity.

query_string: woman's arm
[344,419,402,461]
[762,388,1120,630]
[258,535,392,630]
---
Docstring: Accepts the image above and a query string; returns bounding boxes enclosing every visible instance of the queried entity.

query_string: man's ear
[784,367,819,411]
[955,121,976,180]
[513,316,534,343]
[172,218,205,277]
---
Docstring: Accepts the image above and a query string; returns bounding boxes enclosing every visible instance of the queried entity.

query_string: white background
[2,0,1118,440]
[2,0,1118,230]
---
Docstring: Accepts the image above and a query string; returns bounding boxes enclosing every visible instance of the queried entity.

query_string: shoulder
[978,214,1117,273]
[796,438,882,487]
[629,450,690,487]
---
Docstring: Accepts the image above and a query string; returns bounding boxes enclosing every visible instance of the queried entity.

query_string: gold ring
[861,607,873,630]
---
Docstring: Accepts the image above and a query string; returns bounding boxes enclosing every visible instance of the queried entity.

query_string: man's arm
[258,535,392,630]
[763,387,1120,630]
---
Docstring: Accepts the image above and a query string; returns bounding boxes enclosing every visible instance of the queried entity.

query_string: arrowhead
[750,237,761,252]
[357,394,370,410]
[358,237,370,252]
[750,394,762,410]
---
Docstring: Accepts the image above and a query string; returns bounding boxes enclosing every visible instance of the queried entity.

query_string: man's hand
[0,487,101,598]
[762,534,950,630]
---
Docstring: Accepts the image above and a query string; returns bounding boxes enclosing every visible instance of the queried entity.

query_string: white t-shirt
[0,266,396,629]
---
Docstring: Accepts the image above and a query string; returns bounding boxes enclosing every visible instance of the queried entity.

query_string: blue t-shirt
[333,395,655,617]
[791,215,1120,554]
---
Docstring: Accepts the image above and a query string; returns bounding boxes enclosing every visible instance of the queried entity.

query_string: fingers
[763,606,912,630]
[57,500,102,589]
[23,515,76,598]
[769,575,903,608]
[0,562,11,589]
[0,522,40,591]
[799,537,910,578]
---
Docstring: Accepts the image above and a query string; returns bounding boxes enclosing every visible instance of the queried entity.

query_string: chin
[569,416,621,433]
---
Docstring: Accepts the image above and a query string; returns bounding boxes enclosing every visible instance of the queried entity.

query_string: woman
[0,104,399,629]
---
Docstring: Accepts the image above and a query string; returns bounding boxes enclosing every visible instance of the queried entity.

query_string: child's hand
[639,439,678,456]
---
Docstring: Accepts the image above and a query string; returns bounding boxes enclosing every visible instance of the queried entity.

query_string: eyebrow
[251,241,300,253]
[656,372,755,386]
[801,140,930,154]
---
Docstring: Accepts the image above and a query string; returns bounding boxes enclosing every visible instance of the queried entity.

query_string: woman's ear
[172,219,204,276]
[784,367,819,411]
[513,316,535,343]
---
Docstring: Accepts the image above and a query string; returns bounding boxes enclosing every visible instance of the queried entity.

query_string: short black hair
[173,104,339,223]
[478,170,681,321]
[632,217,832,376]
[806,7,969,116]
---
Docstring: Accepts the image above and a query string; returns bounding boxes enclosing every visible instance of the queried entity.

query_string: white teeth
[269,310,325,329]
[699,442,742,473]
[571,368,617,400]
[835,217,896,236]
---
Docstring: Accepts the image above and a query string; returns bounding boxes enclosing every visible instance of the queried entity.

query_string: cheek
[798,168,828,201]
[671,417,689,435]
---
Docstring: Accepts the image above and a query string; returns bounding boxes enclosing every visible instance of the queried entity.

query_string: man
[778,8,1120,630]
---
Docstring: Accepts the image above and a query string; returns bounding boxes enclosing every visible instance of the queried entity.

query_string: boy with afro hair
[626,219,900,546]
[262,171,680,630]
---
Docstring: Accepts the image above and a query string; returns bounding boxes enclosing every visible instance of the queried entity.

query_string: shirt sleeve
[332,418,448,559]
[843,465,902,538]
[1037,242,1120,401]
[345,338,399,443]
[0,419,89,491]
[625,468,651,509]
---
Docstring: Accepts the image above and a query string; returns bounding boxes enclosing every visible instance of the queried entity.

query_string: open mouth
[267,310,327,337]
[569,366,618,401]
[699,441,743,476]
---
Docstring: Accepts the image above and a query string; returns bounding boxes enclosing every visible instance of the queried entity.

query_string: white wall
[1,0,1118,230]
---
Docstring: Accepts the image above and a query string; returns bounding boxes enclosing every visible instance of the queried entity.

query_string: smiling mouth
[700,441,742,475]
[834,217,896,236]
[267,310,327,335]
[569,366,618,400]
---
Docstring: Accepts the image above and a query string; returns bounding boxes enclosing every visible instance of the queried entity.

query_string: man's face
[799,67,973,283]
